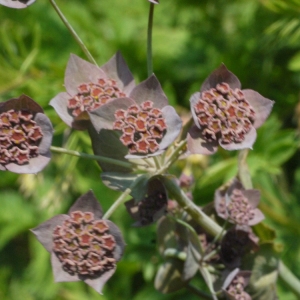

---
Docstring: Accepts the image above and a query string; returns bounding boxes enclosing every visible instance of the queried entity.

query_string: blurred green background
[0,0,300,299]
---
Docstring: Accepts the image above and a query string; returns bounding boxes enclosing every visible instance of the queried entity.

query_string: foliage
[0,0,300,299]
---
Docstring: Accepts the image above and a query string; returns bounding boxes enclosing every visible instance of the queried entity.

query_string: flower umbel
[222,268,252,300]
[68,79,126,118]
[89,74,182,158]
[113,101,167,155]
[50,52,135,130]
[31,191,125,294]
[0,95,53,174]
[214,179,264,226]
[53,211,116,276]
[188,64,274,154]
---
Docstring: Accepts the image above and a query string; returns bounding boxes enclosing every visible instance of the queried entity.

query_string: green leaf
[101,172,151,201]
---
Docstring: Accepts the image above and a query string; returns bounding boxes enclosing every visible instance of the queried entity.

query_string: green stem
[179,116,194,141]
[166,140,187,167]
[238,149,252,189]
[102,188,132,220]
[163,177,223,237]
[49,0,97,65]
[278,261,300,297]
[147,3,155,76]
[153,156,161,169]
[50,146,134,169]
[186,283,214,299]
[156,140,187,175]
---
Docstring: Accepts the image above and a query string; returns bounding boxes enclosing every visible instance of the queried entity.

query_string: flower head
[89,74,182,158]
[50,52,135,130]
[31,191,125,294]
[125,178,167,226]
[222,268,252,300]
[214,179,264,226]
[188,64,274,154]
[0,95,53,174]
[0,0,35,9]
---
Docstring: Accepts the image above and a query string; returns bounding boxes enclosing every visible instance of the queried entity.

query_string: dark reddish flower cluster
[113,101,167,155]
[0,95,53,174]
[68,79,126,118]
[0,109,43,165]
[222,269,251,300]
[192,82,254,145]
[52,211,117,277]
[89,75,182,158]
[50,52,135,130]
[31,191,125,294]
[188,64,274,154]
[214,179,264,226]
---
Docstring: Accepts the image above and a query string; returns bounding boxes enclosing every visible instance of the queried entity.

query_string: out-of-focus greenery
[0,0,299,299]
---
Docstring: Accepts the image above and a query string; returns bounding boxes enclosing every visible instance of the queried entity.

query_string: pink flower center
[219,189,255,225]
[0,110,43,165]
[67,78,126,117]
[113,101,167,155]
[193,82,255,144]
[52,211,116,276]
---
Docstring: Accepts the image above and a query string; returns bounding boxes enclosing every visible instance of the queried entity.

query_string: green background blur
[0,0,300,299]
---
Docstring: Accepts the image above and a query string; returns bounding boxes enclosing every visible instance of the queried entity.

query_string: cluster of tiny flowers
[113,101,167,155]
[219,189,255,225]
[0,110,43,165]
[226,274,251,300]
[52,211,116,277]
[67,78,126,117]
[193,83,255,144]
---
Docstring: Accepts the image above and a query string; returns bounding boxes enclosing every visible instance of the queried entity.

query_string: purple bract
[31,191,125,294]
[188,64,274,154]
[0,95,53,174]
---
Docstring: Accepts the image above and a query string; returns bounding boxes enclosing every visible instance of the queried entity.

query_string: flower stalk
[163,176,223,237]
[50,146,134,169]
[49,0,97,65]
[147,3,155,76]
[103,188,132,220]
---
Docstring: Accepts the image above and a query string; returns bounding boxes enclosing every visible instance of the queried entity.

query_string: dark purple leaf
[200,64,241,92]
[68,190,103,219]
[31,214,70,252]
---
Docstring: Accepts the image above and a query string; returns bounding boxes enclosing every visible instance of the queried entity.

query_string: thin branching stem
[102,188,132,220]
[278,261,300,297]
[147,3,155,76]
[50,146,134,169]
[49,0,97,65]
